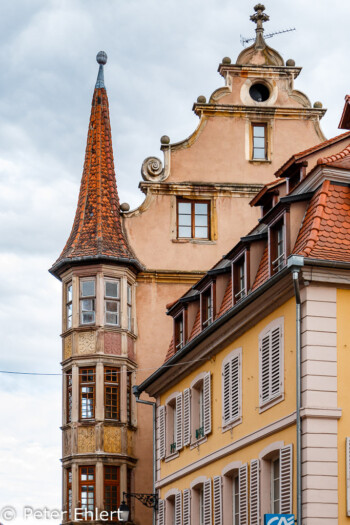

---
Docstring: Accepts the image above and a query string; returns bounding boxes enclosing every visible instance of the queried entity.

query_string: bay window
[80,368,95,420]
[105,279,120,326]
[80,279,95,325]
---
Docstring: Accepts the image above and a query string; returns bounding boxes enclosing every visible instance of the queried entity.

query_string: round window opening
[249,83,270,102]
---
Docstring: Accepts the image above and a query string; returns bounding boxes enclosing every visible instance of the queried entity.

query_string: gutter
[289,256,303,525]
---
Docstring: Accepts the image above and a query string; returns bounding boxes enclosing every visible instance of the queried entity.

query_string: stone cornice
[137,269,205,285]
[139,181,264,197]
[218,64,302,78]
[193,104,327,119]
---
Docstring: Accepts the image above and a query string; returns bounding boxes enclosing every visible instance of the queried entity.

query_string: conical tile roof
[50,53,141,277]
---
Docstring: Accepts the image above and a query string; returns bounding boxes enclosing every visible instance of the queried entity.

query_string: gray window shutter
[203,478,212,525]
[175,491,182,525]
[176,393,183,451]
[223,361,231,425]
[158,499,165,525]
[183,388,191,446]
[280,444,293,514]
[213,476,222,525]
[250,459,260,525]
[159,406,165,460]
[347,438,350,516]
[231,355,240,420]
[271,326,281,397]
[239,464,248,525]
[203,372,212,435]
[183,489,191,525]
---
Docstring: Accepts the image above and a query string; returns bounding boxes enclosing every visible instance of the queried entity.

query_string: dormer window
[174,312,185,351]
[233,257,246,303]
[252,123,267,160]
[201,285,214,329]
[271,220,285,273]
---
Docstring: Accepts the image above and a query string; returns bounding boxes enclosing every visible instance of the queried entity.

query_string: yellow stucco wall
[159,297,296,497]
[337,289,350,522]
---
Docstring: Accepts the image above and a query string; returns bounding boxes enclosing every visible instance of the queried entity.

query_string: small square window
[177,199,210,240]
[104,279,120,326]
[80,279,95,325]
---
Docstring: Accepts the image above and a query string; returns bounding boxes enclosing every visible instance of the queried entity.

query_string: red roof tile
[252,243,269,290]
[293,181,350,261]
[51,83,139,276]
[317,143,350,169]
[189,310,201,341]
[217,278,232,316]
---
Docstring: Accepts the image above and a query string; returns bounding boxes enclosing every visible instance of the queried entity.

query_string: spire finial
[250,4,269,49]
[95,51,108,89]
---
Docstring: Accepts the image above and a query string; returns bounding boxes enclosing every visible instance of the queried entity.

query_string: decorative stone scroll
[141,139,171,182]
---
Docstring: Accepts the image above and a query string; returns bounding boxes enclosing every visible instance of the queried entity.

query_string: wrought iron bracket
[123,492,158,510]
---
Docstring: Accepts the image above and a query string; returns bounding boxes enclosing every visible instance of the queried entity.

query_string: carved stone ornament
[104,426,122,453]
[63,429,72,457]
[64,335,73,360]
[141,141,171,182]
[78,331,95,355]
[78,426,95,453]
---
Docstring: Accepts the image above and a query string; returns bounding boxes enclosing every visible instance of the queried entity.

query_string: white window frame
[258,317,284,412]
[190,477,211,525]
[104,278,120,326]
[127,282,132,331]
[221,348,242,431]
[66,281,73,330]
[164,392,181,459]
[80,278,96,325]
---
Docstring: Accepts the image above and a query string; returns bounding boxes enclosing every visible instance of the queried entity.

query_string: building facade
[50,5,329,524]
[137,125,350,524]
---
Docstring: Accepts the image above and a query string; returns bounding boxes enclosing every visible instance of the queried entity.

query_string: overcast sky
[0,0,349,523]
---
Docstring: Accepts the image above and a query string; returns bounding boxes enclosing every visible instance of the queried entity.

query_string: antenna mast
[240,27,296,47]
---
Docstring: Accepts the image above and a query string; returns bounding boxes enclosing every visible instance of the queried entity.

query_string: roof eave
[49,254,144,280]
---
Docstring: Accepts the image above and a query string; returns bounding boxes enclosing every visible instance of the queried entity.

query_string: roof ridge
[299,180,331,256]
[317,143,350,165]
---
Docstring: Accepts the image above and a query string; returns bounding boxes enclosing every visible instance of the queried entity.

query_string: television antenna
[240,27,296,47]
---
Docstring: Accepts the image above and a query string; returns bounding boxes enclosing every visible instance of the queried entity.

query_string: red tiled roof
[189,310,201,341]
[164,336,175,362]
[293,181,350,261]
[252,244,269,290]
[275,131,350,178]
[217,278,232,317]
[317,143,350,169]
[51,85,139,275]
[250,178,285,207]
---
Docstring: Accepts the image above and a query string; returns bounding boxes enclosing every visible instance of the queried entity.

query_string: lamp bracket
[123,492,158,510]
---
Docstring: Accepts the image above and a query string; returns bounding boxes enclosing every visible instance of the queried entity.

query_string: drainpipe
[291,264,302,525]
[133,386,156,525]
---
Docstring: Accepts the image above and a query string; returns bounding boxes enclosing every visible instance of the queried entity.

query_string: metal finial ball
[96,51,108,65]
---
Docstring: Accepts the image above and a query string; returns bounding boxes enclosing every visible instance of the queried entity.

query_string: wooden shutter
[280,444,293,514]
[159,406,165,460]
[203,478,212,525]
[183,488,191,525]
[250,459,260,525]
[231,355,240,420]
[203,372,212,435]
[271,326,281,397]
[213,476,222,525]
[223,361,231,424]
[183,388,191,446]
[260,334,270,403]
[347,438,350,516]
[239,464,248,525]
[175,491,182,525]
[158,499,165,525]
[176,393,183,451]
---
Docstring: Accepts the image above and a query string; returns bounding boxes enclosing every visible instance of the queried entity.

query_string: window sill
[249,159,271,164]
[165,451,179,462]
[190,435,208,449]
[221,417,242,434]
[172,239,216,245]
[259,393,284,413]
